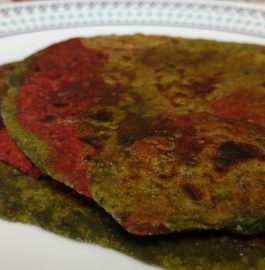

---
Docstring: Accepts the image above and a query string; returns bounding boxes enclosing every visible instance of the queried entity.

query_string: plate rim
[1,0,265,38]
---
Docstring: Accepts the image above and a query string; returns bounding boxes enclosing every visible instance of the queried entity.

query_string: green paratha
[3,35,265,235]
[0,62,264,270]
[0,160,265,270]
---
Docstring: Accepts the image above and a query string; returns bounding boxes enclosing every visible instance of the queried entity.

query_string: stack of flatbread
[0,35,265,269]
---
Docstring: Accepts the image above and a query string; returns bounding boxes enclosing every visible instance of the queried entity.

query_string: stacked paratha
[1,35,265,269]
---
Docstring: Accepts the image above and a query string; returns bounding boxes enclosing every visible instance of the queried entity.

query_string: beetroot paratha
[3,35,265,235]
[0,64,40,177]
[1,64,265,270]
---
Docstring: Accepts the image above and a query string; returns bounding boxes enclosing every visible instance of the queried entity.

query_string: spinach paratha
[0,62,265,270]
[0,161,265,270]
[3,35,265,235]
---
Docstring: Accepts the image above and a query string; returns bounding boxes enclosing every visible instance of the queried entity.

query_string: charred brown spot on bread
[33,65,41,72]
[117,113,147,146]
[52,102,67,108]
[79,135,101,150]
[188,77,218,96]
[214,141,265,172]
[122,115,209,165]
[148,118,209,166]
[156,76,219,101]
[45,115,57,122]
[91,109,113,122]
[182,183,204,201]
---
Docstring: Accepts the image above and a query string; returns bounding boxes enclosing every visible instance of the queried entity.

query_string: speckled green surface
[1,46,265,269]
[0,161,264,270]
[4,36,265,235]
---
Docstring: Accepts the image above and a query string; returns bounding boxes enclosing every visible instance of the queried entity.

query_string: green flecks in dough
[5,36,265,235]
[0,161,264,270]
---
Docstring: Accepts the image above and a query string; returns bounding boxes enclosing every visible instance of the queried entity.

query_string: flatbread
[0,160,265,270]
[3,35,265,235]
[0,62,265,270]
[0,64,40,177]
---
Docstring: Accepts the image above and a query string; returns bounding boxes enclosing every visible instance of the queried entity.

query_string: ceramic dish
[1,1,265,269]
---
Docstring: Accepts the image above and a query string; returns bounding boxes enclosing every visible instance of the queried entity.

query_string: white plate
[1,1,265,270]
